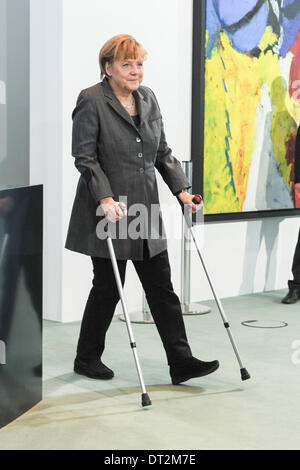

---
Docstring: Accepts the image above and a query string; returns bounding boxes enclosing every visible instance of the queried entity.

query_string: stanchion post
[180,161,211,315]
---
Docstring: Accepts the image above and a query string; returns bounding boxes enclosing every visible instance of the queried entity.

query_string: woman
[65,34,219,385]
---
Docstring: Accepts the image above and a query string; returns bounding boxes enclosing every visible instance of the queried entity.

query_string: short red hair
[99,34,147,79]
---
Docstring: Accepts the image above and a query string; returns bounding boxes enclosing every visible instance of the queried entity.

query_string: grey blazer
[65,77,191,260]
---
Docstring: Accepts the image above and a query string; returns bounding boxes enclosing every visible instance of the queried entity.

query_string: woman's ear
[105,61,112,78]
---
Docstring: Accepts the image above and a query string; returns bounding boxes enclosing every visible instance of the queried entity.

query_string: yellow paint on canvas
[204,27,296,214]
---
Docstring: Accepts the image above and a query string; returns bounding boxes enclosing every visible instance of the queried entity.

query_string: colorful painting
[192,0,300,218]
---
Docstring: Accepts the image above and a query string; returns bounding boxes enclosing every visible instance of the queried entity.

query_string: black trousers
[290,228,300,287]
[76,241,193,365]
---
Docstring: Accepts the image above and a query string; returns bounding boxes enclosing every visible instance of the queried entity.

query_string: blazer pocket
[148,117,162,143]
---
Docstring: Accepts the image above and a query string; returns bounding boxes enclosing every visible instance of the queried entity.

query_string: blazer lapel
[133,89,148,127]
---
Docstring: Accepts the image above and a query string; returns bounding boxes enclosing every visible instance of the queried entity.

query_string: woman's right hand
[100,197,127,223]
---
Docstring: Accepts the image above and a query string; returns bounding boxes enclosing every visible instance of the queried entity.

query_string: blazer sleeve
[295,126,300,184]
[148,89,192,195]
[72,90,114,203]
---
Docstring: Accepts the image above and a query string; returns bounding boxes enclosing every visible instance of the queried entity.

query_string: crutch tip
[241,368,251,381]
[141,393,152,407]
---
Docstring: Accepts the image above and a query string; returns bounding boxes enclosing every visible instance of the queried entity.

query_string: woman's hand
[100,197,127,223]
[295,183,300,193]
[177,191,203,213]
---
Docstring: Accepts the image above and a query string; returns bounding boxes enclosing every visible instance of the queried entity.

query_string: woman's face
[106,55,144,94]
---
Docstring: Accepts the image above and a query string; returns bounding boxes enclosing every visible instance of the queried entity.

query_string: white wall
[31,0,300,323]
[30,0,63,321]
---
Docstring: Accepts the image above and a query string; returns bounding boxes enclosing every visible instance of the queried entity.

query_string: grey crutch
[106,203,152,407]
[179,195,251,382]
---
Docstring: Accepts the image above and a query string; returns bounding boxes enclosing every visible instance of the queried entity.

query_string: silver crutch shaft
[180,197,250,382]
[106,235,152,407]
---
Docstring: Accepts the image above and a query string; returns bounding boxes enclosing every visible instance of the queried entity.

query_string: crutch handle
[177,194,202,228]
[119,201,127,213]
[176,194,202,207]
[192,195,202,204]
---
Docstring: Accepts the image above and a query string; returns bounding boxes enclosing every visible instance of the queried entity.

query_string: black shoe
[281,289,300,304]
[74,357,114,380]
[170,357,219,385]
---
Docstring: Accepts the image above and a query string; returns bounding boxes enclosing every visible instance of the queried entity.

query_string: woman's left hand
[177,191,203,213]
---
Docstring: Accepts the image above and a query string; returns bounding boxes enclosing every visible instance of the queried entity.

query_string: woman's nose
[131,65,138,74]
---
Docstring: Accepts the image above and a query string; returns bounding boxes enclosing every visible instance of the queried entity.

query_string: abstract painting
[192,0,300,219]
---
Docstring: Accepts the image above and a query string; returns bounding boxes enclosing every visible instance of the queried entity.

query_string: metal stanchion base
[118,310,154,324]
[181,302,211,315]
[118,302,211,324]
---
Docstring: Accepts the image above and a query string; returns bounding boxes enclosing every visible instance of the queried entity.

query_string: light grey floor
[0,289,299,450]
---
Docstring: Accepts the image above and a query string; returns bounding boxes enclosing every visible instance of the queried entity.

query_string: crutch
[179,195,251,381]
[106,203,152,407]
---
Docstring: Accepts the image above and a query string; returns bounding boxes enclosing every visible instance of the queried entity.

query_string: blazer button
[136,137,141,143]
[138,153,143,158]
[139,168,144,174]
